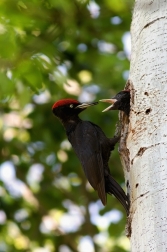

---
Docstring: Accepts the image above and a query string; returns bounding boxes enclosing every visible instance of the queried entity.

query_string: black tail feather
[105,174,129,215]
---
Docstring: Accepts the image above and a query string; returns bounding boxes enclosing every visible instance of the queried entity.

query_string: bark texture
[120,0,167,251]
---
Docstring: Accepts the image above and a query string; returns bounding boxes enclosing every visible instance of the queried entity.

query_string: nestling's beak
[75,102,98,109]
[99,99,117,112]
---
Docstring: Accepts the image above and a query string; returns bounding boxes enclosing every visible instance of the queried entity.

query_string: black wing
[68,121,106,205]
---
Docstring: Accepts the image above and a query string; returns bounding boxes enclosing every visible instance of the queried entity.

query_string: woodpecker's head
[100,90,130,115]
[52,98,98,120]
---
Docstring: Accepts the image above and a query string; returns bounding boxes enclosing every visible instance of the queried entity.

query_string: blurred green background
[0,0,133,251]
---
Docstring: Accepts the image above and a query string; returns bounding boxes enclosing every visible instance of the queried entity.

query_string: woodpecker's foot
[110,135,120,147]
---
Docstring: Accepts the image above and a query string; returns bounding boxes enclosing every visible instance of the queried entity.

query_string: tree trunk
[120,0,167,251]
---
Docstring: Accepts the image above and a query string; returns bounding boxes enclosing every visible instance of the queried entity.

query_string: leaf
[0,72,15,99]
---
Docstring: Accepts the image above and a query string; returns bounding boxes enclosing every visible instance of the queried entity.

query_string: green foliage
[0,0,133,251]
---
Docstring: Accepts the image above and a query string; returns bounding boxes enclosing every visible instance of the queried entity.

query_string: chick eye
[69,104,73,108]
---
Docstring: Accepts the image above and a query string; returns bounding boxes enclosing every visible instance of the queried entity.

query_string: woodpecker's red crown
[52,99,79,109]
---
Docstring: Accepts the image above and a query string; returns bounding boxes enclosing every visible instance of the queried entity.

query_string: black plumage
[52,99,129,214]
[100,90,130,115]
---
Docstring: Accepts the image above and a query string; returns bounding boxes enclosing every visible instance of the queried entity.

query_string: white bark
[121,0,167,251]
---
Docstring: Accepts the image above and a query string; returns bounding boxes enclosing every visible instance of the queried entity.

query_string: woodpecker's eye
[69,104,73,108]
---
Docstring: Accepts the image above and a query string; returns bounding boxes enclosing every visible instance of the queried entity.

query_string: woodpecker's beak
[99,99,117,112]
[75,102,98,109]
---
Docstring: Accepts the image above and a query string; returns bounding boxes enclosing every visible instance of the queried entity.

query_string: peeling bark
[120,0,167,250]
